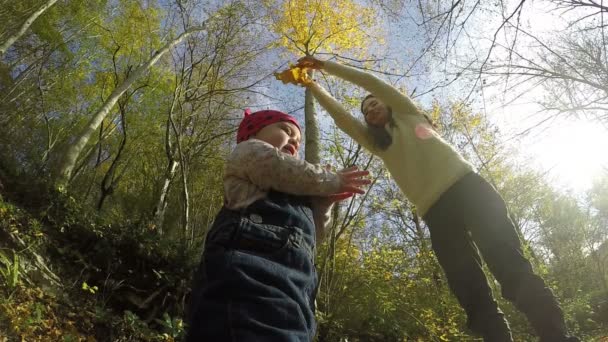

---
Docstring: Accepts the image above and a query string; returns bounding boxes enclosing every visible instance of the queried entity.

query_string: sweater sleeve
[323,60,420,117]
[308,82,377,153]
[226,139,342,196]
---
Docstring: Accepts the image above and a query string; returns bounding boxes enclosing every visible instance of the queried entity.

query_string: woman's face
[361,97,390,127]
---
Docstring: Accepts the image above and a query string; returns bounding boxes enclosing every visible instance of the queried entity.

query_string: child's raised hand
[336,166,371,195]
[297,56,324,70]
[313,165,370,208]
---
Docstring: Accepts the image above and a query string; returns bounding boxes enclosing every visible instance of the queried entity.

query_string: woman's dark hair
[367,122,393,151]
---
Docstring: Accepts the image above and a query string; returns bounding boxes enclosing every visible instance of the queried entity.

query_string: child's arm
[226,139,366,196]
[308,82,377,153]
[301,58,420,118]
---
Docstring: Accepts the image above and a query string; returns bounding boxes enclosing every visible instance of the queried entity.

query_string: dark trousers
[186,206,318,342]
[424,172,568,342]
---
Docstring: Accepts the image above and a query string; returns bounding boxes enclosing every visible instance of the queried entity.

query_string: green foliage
[0,285,95,341]
[81,281,99,294]
[0,251,20,292]
[316,237,469,341]
[0,187,197,340]
[155,312,185,339]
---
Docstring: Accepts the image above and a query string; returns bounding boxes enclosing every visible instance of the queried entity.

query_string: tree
[53,26,204,189]
[422,0,607,124]
[1,0,113,187]
[150,2,269,238]
[586,174,608,292]
[357,0,608,129]
[0,0,59,56]
[263,0,376,163]
[482,30,608,125]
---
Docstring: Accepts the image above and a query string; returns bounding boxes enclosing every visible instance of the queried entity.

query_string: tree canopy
[0,0,607,340]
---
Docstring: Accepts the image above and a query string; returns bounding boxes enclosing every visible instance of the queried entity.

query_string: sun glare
[526,119,608,192]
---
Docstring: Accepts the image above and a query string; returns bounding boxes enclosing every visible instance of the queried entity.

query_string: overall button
[249,213,263,223]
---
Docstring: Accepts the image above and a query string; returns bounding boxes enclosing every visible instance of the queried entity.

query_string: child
[186,109,370,341]
[295,56,579,342]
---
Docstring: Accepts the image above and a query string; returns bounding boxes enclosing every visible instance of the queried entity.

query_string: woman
[294,56,579,342]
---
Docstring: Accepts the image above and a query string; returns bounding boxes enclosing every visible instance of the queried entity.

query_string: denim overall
[187,191,318,341]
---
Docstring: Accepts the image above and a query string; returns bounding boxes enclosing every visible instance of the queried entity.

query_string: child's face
[253,121,301,157]
[361,97,390,127]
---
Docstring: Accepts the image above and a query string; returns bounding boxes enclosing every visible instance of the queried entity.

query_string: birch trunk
[304,70,320,164]
[153,159,179,234]
[0,0,59,56]
[54,27,203,189]
[181,164,190,242]
[153,85,181,234]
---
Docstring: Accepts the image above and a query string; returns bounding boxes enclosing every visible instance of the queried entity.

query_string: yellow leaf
[274,65,312,86]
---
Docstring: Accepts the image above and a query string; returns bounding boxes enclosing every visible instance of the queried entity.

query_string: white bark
[175,127,190,242]
[304,71,320,164]
[54,27,204,189]
[181,162,190,240]
[0,0,59,56]
[153,159,179,233]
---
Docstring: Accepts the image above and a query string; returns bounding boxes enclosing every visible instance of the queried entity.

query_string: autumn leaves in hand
[274,56,324,87]
[296,56,324,70]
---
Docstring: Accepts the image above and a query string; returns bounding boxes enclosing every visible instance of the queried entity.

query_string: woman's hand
[297,56,325,70]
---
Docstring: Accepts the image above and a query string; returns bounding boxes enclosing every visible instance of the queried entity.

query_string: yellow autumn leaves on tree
[263,0,376,56]
[274,65,312,86]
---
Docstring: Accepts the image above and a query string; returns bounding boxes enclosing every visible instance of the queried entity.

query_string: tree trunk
[97,108,128,210]
[0,0,59,56]
[411,208,429,252]
[153,159,179,234]
[304,70,320,164]
[153,86,180,235]
[53,27,203,189]
[172,112,190,243]
[180,160,190,243]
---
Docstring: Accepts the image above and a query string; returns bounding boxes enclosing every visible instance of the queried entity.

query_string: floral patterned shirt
[223,139,342,241]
